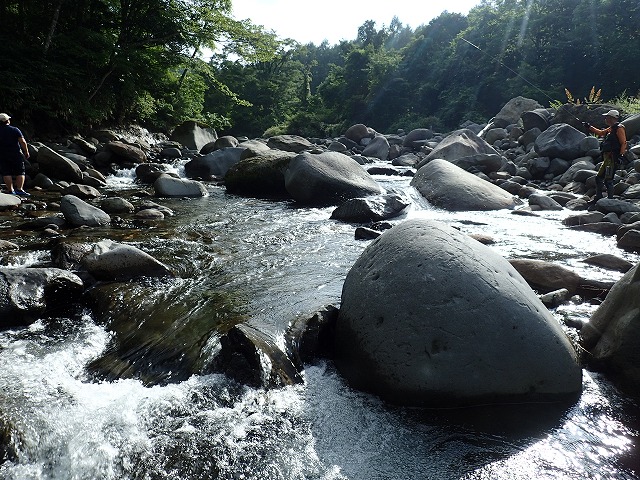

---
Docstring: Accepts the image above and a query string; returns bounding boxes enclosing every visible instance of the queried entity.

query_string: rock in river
[334,219,582,407]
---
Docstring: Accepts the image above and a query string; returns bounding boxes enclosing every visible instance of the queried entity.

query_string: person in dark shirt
[0,112,30,196]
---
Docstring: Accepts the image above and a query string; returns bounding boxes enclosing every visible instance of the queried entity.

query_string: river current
[0,168,639,479]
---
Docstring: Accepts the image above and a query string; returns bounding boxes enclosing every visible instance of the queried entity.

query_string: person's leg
[2,175,14,192]
[594,175,604,200]
[14,175,25,190]
[605,179,614,199]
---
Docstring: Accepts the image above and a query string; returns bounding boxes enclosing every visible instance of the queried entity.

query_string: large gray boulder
[334,219,582,407]
[224,150,296,196]
[170,121,217,151]
[411,158,519,211]
[418,129,502,172]
[60,195,111,227]
[184,147,245,178]
[493,96,543,127]
[534,123,587,160]
[153,174,208,198]
[581,261,640,393]
[105,141,147,164]
[36,145,84,183]
[81,239,173,281]
[266,135,313,153]
[0,267,84,327]
[361,135,390,161]
[284,151,383,205]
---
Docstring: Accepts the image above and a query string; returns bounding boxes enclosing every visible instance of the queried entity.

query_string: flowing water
[0,168,639,479]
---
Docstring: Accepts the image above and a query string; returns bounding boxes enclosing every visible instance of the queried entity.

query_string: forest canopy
[1,0,638,138]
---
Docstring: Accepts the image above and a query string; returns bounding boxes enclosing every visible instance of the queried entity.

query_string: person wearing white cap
[0,113,30,196]
[583,109,627,201]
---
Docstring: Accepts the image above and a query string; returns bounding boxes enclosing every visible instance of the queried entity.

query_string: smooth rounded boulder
[284,151,383,205]
[60,194,111,227]
[581,261,640,393]
[411,158,519,211]
[334,219,582,407]
[153,174,208,197]
[81,239,173,281]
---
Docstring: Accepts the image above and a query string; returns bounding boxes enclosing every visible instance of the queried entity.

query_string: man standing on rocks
[0,112,30,196]
[584,109,627,201]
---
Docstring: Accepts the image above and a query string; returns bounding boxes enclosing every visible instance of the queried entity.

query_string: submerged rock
[334,219,582,407]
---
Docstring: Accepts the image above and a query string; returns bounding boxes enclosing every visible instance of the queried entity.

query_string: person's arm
[589,125,610,137]
[18,136,29,159]
[617,124,627,155]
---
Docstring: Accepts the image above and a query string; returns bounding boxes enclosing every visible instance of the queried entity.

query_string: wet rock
[135,163,172,184]
[0,267,84,327]
[81,239,173,281]
[334,219,582,407]
[60,195,111,227]
[509,258,614,298]
[285,305,339,370]
[100,197,135,214]
[354,227,381,240]
[0,240,19,251]
[528,193,563,210]
[581,254,633,273]
[62,184,102,199]
[330,193,410,223]
[212,323,303,388]
[539,288,570,308]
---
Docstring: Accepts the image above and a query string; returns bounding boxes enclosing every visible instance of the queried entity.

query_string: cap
[603,109,620,118]
[0,113,10,122]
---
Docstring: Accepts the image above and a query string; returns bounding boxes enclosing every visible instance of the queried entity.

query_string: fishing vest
[600,123,621,153]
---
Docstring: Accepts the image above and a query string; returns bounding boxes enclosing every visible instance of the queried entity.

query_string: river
[0,167,638,479]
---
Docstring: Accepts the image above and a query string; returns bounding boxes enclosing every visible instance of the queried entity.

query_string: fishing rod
[460,37,584,125]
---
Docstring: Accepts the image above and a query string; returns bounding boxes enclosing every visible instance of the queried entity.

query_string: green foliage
[611,91,640,116]
[0,0,278,134]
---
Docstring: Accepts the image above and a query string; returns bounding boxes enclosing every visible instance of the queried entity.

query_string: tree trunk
[44,0,64,55]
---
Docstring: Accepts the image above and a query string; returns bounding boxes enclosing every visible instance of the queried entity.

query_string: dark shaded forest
[1,0,639,138]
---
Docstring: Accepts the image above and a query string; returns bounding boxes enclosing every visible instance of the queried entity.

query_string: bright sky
[231,0,483,46]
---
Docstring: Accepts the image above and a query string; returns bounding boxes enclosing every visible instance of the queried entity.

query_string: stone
[266,134,313,153]
[0,267,84,327]
[330,193,410,223]
[60,195,111,227]
[153,174,208,198]
[81,239,173,280]
[411,159,519,211]
[170,120,217,151]
[334,219,581,407]
[224,150,296,197]
[361,135,390,161]
[284,151,383,205]
[581,261,640,394]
